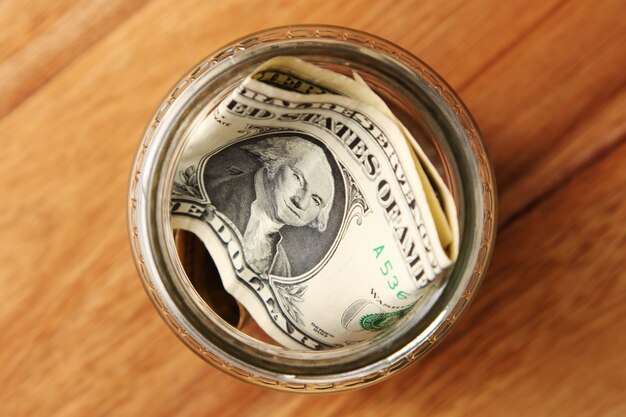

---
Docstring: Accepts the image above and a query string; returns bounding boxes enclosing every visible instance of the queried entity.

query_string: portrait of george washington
[202,134,345,277]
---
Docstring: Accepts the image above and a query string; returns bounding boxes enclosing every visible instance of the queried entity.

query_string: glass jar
[128,25,497,392]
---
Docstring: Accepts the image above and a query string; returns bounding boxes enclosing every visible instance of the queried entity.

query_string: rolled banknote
[171,57,458,349]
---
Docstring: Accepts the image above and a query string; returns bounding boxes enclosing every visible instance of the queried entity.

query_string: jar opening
[129,25,496,389]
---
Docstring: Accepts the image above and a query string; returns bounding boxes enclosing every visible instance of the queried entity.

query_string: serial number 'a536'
[373,245,410,300]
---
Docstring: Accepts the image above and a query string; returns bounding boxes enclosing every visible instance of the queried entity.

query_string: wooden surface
[1,0,625,415]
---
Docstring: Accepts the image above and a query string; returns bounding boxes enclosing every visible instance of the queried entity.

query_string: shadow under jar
[128,25,497,392]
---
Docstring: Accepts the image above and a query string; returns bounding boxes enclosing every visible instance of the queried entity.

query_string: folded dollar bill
[171,57,458,349]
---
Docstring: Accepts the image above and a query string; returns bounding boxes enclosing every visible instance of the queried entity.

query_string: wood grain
[0,0,151,119]
[0,0,624,415]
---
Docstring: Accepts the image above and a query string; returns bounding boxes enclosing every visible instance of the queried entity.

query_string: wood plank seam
[496,78,626,201]
[500,129,626,232]
[0,0,154,123]
[456,0,571,93]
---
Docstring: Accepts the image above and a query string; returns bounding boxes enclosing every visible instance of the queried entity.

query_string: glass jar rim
[128,24,497,392]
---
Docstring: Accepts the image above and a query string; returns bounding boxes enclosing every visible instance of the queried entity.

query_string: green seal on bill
[359,308,412,332]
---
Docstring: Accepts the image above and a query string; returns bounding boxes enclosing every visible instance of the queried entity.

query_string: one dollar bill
[171,57,458,349]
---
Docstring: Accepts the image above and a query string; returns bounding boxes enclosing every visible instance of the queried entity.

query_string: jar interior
[172,58,463,350]
[150,37,481,376]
